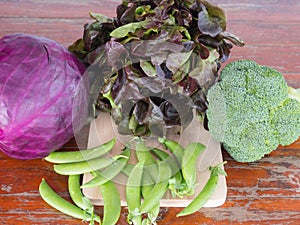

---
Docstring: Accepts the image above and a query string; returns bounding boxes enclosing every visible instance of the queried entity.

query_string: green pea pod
[176,162,227,217]
[181,142,206,194]
[135,141,156,165]
[135,140,158,181]
[150,148,186,198]
[68,175,92,210]
[39,179,100,223]
[122,163,135,177]
[141,172,155,198]
[141,172,160,225]
[139,161,172,214]
[81,149,131,188]
[53,154,122,175]
[150,148,180,174]
[158,137,184,166]
[100,180,121,225]
[126,161,145,225]
[44,138,116,163]
[68,175,98,224]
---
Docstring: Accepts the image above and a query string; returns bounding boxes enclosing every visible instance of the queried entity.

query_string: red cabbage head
[0,33,89,159]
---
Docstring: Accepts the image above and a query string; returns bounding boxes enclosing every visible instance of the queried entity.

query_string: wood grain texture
[0,0,300,224]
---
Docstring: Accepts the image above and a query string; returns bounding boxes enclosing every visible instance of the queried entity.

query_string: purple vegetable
[70,0,244,137]
[0,33,89,160]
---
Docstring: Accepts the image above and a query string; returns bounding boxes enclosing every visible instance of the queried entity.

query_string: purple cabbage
[0,34,89,160]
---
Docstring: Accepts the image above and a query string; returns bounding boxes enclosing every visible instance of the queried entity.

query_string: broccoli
[206,60,300,162]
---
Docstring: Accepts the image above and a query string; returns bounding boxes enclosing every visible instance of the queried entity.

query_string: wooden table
[0,0,299,224]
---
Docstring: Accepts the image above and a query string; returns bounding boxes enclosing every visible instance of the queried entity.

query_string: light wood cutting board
[82,112,227,208]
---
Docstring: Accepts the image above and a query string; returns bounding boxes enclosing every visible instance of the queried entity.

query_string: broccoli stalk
[206,60,300,162]
[288,86,300,103]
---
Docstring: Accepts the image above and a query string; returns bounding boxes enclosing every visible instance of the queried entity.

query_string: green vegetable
[135,141,156,165]
[110,20,149,38]
[53,155,118,175]
[68,175,92,210]
[68,175,98,224]
[100,180,121,225]
[39,179,100,224]
[181,142,206,195]
[176,162,227,217]
[126,161,144,225]
[150,147,186,198]
[80,148,130,188]
[141,171,160,225]
[139,161,172,214]
[44,139,116,163]
[150,148,181,176]
[207,60,300,162]
[122,163,135,177]
[89,12,112,23]
[135,140,158,182]
[158,137,184,166]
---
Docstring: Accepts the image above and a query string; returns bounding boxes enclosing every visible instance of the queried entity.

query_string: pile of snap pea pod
[40,137,227,225]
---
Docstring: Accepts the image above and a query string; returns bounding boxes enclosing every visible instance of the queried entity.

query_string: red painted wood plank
[0,0,118,19]
[1,0,299,23]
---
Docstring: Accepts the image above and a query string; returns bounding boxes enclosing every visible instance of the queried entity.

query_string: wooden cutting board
[82,113,227,208]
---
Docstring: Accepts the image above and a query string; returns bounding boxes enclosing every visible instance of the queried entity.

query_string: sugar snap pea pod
[44,138,116,163]
[54,154,123,175]
[68,175,92,210]
[126,160,144,225]
[139,161,172,214]
[39,179,101,223]
[141,172,160,225]
[176,162,227,217]
[181,142,206,195]
[100,180,121,225]
[141,171,155,197]
[122,163,135,177]
[81,149,131,188]
[123,163,155,186]
[158,137,184,166]
[135,141,156,165]
[68,175,98,224]
[150,148,187,198]
[150,148,182,184]
[135,140,158,181]
[150,148,180,175]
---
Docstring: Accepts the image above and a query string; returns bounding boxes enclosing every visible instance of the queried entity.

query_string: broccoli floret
[206,60,300,162]
[271,97,300,146]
